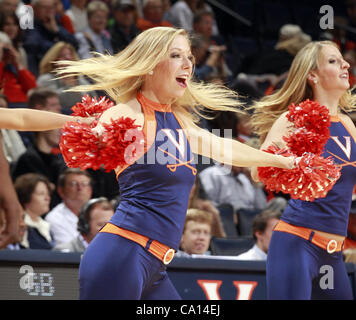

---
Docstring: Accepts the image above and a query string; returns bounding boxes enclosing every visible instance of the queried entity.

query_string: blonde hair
[39,42,79,75]
[183,208,213,233]
[55,27,244,124]
[87,0,109,18]
[250,40,356,141]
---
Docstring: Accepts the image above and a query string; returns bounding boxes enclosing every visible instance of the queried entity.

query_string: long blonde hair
[55,27,244,124]
[39,42,79,75]
[251,40,356,141]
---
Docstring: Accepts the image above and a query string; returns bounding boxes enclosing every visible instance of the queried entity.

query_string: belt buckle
[163,248,175,265]
[327,239,337,254]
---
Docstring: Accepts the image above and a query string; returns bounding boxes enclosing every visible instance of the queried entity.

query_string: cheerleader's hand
[73,116,96,126]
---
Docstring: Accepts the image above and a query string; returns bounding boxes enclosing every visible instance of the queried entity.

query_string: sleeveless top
[110,92,197,249]
[282,116,356,236]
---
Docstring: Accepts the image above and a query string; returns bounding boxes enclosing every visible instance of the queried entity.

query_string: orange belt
[274,220,344,254]
[100,223,175,265]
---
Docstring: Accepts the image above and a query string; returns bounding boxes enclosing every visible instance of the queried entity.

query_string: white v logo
[161,129,186,158]
[331,136,351,160]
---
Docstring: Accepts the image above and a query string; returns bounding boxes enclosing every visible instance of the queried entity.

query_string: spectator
[0,11,28,68]
[190,33,226,82]
[54,0,74,34]
[37,41,95,113]
[345,0,356,44]
[193,9,221,44]
[109,0,139,54]
[168,0,198,33]
[65,0,88,33]
[75,0,113,59]
[0,134,22,249]
[0,31,37,107]
[188,176,226,238]
[5,209,27,250]
[11,88,67,207]
[175,208,213,257]
[199,162,267,213]
[136,0,172,32]
[45,168,93,246]
[22,0,78,76]
[236,113,253,143]
[0,0,19,14]
[235,209,281,261]
[53,197,114,252]
[14,173,54,249]
[0,92,26,164]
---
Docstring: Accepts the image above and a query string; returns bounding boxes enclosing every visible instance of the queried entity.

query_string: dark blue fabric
[79,232,181,299]
[267,230,353,300]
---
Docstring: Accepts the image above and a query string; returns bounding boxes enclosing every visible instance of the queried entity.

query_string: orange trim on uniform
[274,220,344,253]
[100,223,175,265]
[337,118,356,144]
[329,115,340,122]
[114,92,158,179]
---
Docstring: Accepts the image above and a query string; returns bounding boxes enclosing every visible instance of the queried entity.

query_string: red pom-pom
[71,95,114,118]
[100,117,143,172]
[286,99,330,132]
[258,149,341,201]
[60,122,102,170]
[283,128,329,156]
[60,117,143,172]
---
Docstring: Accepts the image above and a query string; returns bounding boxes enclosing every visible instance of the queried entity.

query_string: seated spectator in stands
[236,113,253,143]
[168,0,197,32]
[23,0,78,76]
[0,31,36,107]
[45,168,93,246]
[109,0,139,54]
[175,208,213,257]
[0,12,28,69]
[37,41,95,114]
[4,209,27,250]
[188,176,226,238]
[193,9,222,45]
[54,0,74,34]
[190,33,227,83]
[11,88,66,206]
[53,197,114,252]
[136,0,172,32]
[0,93,26,164]
[235,209,281,261]
[65,0,88,33]
[14,173,54,249]
[75,0,113,59]
[345,0,356,44]
[199,161,267,213]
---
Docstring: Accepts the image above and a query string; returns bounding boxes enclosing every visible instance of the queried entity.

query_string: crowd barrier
[0,250,355,300]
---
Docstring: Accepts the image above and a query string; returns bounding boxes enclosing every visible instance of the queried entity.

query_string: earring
[313,79,317,84]
[148,70,154,75]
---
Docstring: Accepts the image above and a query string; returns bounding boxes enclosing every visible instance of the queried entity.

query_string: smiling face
[145,34,194,102]
[311,44,350,92]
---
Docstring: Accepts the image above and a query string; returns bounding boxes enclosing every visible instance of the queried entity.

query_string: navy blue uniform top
[110,92,197,250]
[282,116,356,236]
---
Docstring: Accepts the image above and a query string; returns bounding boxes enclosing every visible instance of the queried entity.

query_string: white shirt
[169,1,194,32]
[199,164,267,212]
[45,203,79,246]
[66,5,88,33]
[235,244,267,261]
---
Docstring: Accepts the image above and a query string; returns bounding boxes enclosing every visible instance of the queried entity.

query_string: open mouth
[176,77,187,88]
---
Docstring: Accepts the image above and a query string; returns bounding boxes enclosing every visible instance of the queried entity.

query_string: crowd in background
[0,0,356,263]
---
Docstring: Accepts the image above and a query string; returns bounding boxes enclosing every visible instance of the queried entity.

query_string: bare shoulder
[99,98,144,128]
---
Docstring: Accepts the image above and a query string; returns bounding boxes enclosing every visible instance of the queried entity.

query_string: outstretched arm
[182,118,294,170]
[0,108,92,131]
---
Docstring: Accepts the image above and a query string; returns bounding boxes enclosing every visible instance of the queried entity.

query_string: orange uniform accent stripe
[274,220,344,253]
